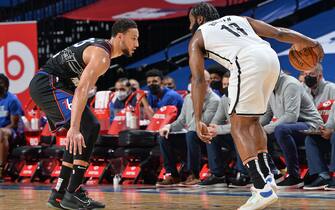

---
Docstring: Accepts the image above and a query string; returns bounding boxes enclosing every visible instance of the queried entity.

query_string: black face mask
[149,84,161,95]
[210,81,222,90]
[304,75,318,88]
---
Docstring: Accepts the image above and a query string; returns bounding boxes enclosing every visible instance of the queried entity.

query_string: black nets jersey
[42,38,112,81]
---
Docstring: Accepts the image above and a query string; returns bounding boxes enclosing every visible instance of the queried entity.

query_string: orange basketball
[289,45,318,71]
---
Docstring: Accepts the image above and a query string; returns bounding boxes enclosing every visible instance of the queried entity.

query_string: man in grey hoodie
[303,63,335,106]
[260,72,323,189]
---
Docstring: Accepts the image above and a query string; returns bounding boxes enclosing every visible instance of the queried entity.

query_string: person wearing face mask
[162,76,177,90]
[260,72,323,189]
[304,63,335,106]
[109,78,137,121]
[157,70,220,186]
[0,74,23,183]
[208,67,225,97]
[145,69,183,119]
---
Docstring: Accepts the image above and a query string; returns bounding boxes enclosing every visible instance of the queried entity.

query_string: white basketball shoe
[238,183,278,210]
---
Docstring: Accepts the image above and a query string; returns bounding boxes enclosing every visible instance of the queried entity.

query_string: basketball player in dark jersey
[29,19,139,210]
[187,3,323,210]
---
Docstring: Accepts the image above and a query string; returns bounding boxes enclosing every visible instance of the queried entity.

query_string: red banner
[19,163,38,177]
[63,0,248,21]
[0,21,38,108]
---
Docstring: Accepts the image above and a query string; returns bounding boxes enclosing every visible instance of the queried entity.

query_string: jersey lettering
[221,23,248,37]
[73,38,95,48]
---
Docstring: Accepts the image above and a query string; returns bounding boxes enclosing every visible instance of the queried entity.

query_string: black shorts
[29,71,77,132]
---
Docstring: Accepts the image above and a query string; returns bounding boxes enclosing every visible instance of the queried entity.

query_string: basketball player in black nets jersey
[187,3,323,210]
[29,19,139,210]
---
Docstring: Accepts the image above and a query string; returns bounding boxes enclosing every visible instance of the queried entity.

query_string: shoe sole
[258,195,278,210]
[303,185,327,190]
[60,203,78,210]
[238,195,278,210]
[47,202,65,210]
[177,183,201,187]
[60,203,101,210]
[324,187,335,191]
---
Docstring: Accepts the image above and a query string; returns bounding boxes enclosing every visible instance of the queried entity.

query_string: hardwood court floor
[0,184,334,210]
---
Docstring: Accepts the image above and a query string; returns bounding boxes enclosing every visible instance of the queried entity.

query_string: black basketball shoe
[60,187,105,210]
[47,189,65,209]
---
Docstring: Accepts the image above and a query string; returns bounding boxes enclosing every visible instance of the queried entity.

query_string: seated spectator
[157,70,220,186]
[145,69,183,118]
[206,89,254,187]
[162,76,176,90]
[202,95,237,185]
[0,74,23,182]
[260,72,323,189]
[110,78,150,121]
[129,78,140,91]
[304,63,335,105]
[221,71,230,97]
[110,78,137,121]
[304,102,335,190]
[208,65,227,97]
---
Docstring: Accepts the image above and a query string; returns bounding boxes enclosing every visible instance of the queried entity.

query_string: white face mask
[117,91,128,101]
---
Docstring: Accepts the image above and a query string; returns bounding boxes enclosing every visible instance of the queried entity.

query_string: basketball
[289,45,318,71]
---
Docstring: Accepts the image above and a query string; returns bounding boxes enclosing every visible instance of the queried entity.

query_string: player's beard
[122,48,132,57]
[191,22,200,35]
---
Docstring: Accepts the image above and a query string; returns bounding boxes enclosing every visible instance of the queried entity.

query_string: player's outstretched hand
[311,41,324,62]
[65,127,87,155]
[196,121,212,144]
[293,40,324,63]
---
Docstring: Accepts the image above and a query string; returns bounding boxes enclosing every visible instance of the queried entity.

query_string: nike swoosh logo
[260,189,273,198]
[74,195,90,206]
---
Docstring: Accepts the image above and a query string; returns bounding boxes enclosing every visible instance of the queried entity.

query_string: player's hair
[0,73,9,89]
[117,77,131,87]
[223,71,230,78]
[146,69,164,80]
[112,19,137,37]
[189,2,220,22]
[163,75,175,82]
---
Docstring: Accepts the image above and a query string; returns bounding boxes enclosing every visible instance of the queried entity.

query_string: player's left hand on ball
[311,41,324,62]
[65,127,87,155]
[196,121,212,144]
